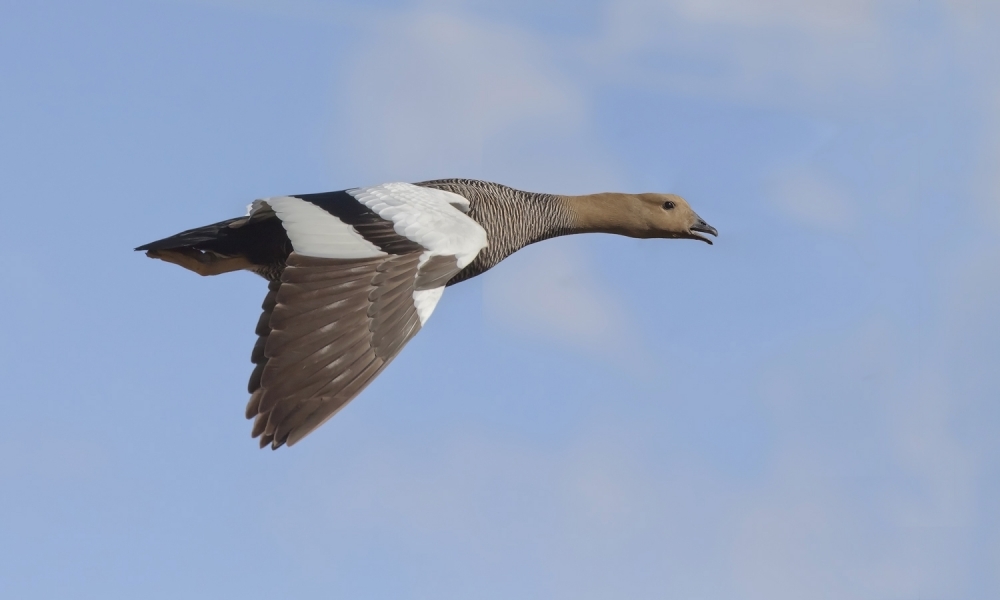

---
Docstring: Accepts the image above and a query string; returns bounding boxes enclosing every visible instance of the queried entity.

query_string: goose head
[565,192,718,244]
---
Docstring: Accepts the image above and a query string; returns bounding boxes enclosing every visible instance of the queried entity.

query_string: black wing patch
[294,191,424,255]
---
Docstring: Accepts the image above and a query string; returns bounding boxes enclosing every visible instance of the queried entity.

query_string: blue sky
[2,0,998,598]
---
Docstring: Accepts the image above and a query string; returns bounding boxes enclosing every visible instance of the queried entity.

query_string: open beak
[689,218,718,245]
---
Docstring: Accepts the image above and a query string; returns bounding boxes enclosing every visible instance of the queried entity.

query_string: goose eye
[662,201,675,210]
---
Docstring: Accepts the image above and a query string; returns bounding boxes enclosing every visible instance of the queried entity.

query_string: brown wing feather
[245,252,426,449]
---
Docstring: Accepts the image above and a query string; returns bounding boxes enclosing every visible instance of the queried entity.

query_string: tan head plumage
[560,191,718,243]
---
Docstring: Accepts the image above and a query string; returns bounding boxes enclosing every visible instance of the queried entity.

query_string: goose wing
[246,183,487,449]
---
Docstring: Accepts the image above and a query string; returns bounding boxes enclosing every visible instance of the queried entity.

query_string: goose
[137,179,717,449]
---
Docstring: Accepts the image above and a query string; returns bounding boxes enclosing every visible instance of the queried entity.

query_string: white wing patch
[251,184,485,327]
[260,196,387,259]
[348,183,486,269]
[349,183,488,325]
[412,287,446,324]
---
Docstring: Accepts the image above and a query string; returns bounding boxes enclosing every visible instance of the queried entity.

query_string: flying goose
[138,179,717,449]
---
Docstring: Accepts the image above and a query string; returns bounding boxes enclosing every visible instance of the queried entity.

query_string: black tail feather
[136,215,291,275]
[135,218,247,252]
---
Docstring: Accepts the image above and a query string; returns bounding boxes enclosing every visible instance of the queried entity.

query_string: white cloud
[334,11,586,182]
[588,0,901,111]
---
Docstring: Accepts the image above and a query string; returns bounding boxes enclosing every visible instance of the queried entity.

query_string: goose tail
[135,217,246,252]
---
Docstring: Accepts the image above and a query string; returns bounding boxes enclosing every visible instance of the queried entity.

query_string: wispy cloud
[587,0,893,109]
[481,239,646,368]
[331,11,587,183]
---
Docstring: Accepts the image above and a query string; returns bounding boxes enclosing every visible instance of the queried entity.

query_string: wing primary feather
[374,312,421,359]
[273,398,322,446]
[305,350,381,400]
[414,255,461,290]
[267,293,369,333]
[259,340,374,410]
[248,362,265,394]
[285,359,385,447]
[253,328,271,360]
[264,313,367,364]
[389,314,422,357]
[251,412,268,437]
[369,301,415,342]
[245,389,263,420]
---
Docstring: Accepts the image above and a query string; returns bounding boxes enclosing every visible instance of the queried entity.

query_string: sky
[1,0,998,598]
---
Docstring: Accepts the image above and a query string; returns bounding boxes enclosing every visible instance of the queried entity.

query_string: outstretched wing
[246,183,487,449]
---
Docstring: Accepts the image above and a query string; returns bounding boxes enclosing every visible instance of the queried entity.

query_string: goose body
[138,179,717,449]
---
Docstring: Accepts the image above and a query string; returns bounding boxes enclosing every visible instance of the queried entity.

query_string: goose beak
[689,218,718,244]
